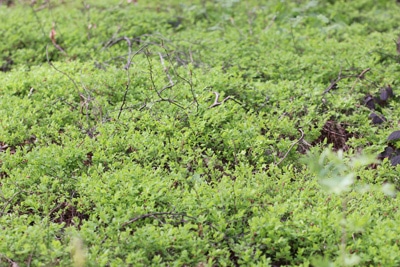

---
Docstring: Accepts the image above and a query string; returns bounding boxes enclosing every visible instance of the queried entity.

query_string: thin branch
[254,95,270,113]
[263,15,276,32]
[49,23,67,55]
[350,67,371,91]
[209,92,233,108]
[1,191,22,216]
[0,254,20,267]
[189,48,194,64]
[121,212,197,229]
[102,35,148,70]
[99,37,147,119]
[158,52,174,86]
[119,39,149,70]
[276,128,305,166]
[102,26,122,49]
[102,36,133,69]
[46,45,80,93]
[47,202,68,219]
[144,48,184,110]
[122,37,132,70]
[118,72,131,119]
[358,68,371,79]
[29,4,46,38]
[324,67,373,94]
[161,43,199,112]
[323,67,343,94]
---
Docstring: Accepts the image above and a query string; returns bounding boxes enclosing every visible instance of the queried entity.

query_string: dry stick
[46,45,80,93]
[276,128,305,166]
[49,23,67,55]
[324,67,372,94]
[102,26,122,49]
[0,254,20,267]
[102,35,137,69]
[323,67,343,94]
[126,44,149,68]
[102,36,134,69]
[1,191,21,216]
[350,68,371,91]
[34,3,49,12]
[189,48,194,64]
[121,212,197,229]
[122,37,133,70]
[158,52,174,86]
[117,74,131,119]
[187,69,199,112]
[210,91,246,110]
[47,202,68,220]
[153,52,175,96]
[254,95,270,113]
[51,37,66,54]
[395,37,400,55]
[263,15,276,32]
[161,44,199,111]
[29,4,46,38]
[117,44,148,119]
[247,6,256,36]
[209,92,233,108]
[26,251,33,267]
[144,48,184,110]
[358,67,371,79]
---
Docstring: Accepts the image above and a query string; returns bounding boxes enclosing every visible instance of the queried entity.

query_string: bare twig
[358,68,371,79]
[263,15,276,32]
[118,72,131,119]
[161,43,199,112]
[144,48,184,109]
[102,34,148,70]
[100,37,148,119]
[158,52,174,86]
[1,191,21,216]
[247,7,257,36]
[121,212,197,229]
[350,67,371,91]
[0,254,20,267]
[396,36,400,55]
[276,128,305,166]
[122,37,132,69]
[189,48,194,64]
[47,202,68,219]
[209,92,233,108]
[49,23,66,55]
[324,67,373,94]
[46,45,80,93]
[254,95,270,113]
[102,37,132,69]
[28,87,35,98]
[29,4,46,38]
[323,67,343,94]
[102,26,122,48]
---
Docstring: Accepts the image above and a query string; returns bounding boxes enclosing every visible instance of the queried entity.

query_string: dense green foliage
[1,0,400,266]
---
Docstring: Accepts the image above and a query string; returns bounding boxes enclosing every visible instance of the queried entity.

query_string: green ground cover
[1,0,400,266]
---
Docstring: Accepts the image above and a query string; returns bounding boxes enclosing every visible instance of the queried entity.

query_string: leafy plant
[2,0,400,266]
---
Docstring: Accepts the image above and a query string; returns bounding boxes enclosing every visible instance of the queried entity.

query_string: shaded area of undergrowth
[1,0,400,266]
